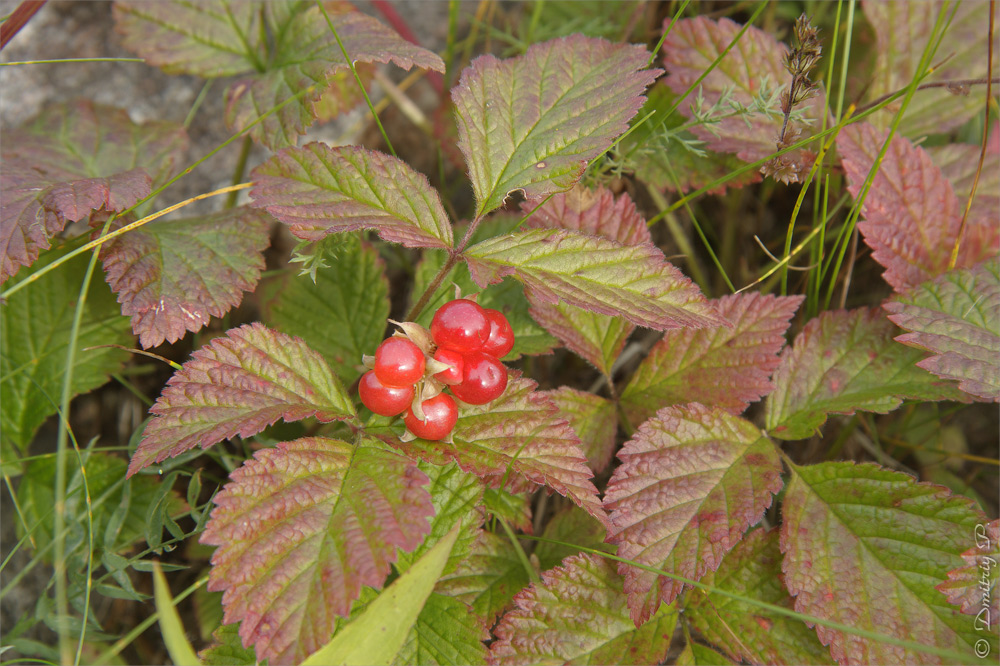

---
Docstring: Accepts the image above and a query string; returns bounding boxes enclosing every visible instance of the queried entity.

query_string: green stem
[498,518,539,583]
[645,185,710,291]
[226,135,254,208]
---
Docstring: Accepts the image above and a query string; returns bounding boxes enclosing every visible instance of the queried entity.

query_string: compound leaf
[201,437,433,665]
[781,461,992,664]
[437,529,532,626]
[251,143,453,249]
[488,553,678,666]
[662,16,826,181]
[99,207,271,349]
[622,293,802,424]
[604,403,783,624]
[686,528,834,665]
[1,100,186,283]
[765,308,967,440]
[838,122,998,294]
[1,248,130,451]
[936,519,999,625]
[464,229,722,332]
[263,234,391,385]
[884,258,1000,401]
[544,387,617,474]
[128,323,354,477]
[394,376,607,527]
[453,35,659,217]
[863,1,990,137]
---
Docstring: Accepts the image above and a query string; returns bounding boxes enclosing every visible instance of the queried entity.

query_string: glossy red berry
[450,352,508,405]
[359,371,414,416]
[481,308,514,358]
[430,299,489,353]
[404,393,458,441]
[374,337,425,387]
[432,347,464,385]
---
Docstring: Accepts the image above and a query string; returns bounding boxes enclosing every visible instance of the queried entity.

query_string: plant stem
[0,0,45,50]
[226,136,254,208]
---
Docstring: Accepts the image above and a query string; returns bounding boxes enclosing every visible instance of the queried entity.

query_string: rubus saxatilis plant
[1,1,998,665]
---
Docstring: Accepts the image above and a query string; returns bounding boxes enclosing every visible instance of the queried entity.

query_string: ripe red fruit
[404,393,458,441]
[430,299,489,353]
[374,337,425,387]
[432,347,464,385]
[450,352,508,405]
[359,371,414,416]
[481,308,514,358]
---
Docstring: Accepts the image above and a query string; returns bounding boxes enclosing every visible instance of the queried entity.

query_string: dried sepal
[391,319,436,354]
[362,354,376,369]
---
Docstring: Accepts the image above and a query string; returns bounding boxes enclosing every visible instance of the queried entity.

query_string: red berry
[481,308,514,358]
[404,393,458,441]
[430,299,489,353]
[374,337,425,387]
[450,352,508,405]
[433,347,464,385]
[359,371,414,416]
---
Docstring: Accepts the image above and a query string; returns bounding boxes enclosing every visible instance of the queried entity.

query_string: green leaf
[99,207,272,348]
[251,143,453,249]
[781,461,993,664]
[1,100,187,283]
[452,35,659,216]
[928,143,1000,228]
[128,323,355,477]
[604,403,783,624]
[489,553,678,665]
[686,528,834,665]
[863,0,990,137]
[392,593,488,666]
[115,2,444,148]
[676,642,736,666]
[621,293,802,424]
[438,530,532,625]
[464,229,722,331]
[203,437,434,665]
[884,258,1000,401]
[153,560,203,666]
[302,524,460,666]
[199,623,260,666]
[263,234,391,385]
[544,387,617,474]
[534,505,613,571]
[1,248,131,451]
[936,519,999,625]
[765,308,967,440]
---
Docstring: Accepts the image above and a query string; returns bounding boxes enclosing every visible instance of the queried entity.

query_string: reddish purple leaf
[251,143,453,249]
[464,229,724,332]
[489,553,678,666]
[927,143,1000,228]
[201,437,433,665]
[838,122,999,293]
[765,308,968,440]
[544,387,618,474]
[781,461,991,664]
[662,16,826,182]
[1,100,187,283]
[393,375,608,527]
[686,528,834,665]
[936,519,999,626]
[128,323,354,477]
[99,207,272,348]
[453,35,659,216]
[884,258,1000,401]
[604,403,783,625]
[621,292,802,424]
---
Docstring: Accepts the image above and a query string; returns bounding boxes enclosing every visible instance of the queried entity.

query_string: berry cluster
[359,298,513,441]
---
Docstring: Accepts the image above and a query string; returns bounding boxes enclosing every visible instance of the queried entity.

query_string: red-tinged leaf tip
[489,553,677,666]
[201,437,433,665]
[765,307,970,440]
[781,461,992,664]
[453,35,660,216]
[464,229,724,332]
[838,122,999,293]
[521,185,652,246]
[127,323,354,477]
[100,208,272,349]
[622,292,803,422]
[250,143,453,249]
[936,519,999,625]
[394,375,608,528]
[604,403,783,625]
[884,258,1000,402]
